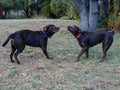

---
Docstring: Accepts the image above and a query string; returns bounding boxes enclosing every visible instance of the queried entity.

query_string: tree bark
[109,0,113,12]
[23,0,31,18]
[72,0,89,31]
[99,0,108,19]
[89,0,98,31]
[79,0,89,31]
[72,0,98,31]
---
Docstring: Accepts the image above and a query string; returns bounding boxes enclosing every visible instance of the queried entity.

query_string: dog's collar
[41,30,51,38]
[75,33,81,39]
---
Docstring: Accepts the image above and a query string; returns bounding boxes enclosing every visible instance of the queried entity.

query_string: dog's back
[2,30,36,47]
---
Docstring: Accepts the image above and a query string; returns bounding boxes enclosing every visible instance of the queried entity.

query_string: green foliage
[0,0,79,19]
[0,0,13,8]
[50,0,68,18]
[107,0,120,31]
[108,13,120,31]
[107,13,116,27]
[0,0,120,25]
[66,1,79,20]
[113,1,120,16]
[0,0,24,9]
[97,16,107,28]
[97,0,120,30]
[50,0,79,19]
[41,0,51,18]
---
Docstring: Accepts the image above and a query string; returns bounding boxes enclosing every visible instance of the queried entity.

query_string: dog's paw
[75,60,79,62]
[99,60,104,62]
[17,61,21,65]
[47,57,53,60]
[11,60,15,63]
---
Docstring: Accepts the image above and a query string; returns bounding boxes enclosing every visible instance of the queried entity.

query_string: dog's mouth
[53,27,60,32]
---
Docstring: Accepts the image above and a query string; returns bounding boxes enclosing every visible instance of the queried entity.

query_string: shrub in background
[66,1,79,20]
[114,13,120,31]
[97,16,108,28]
[41,0,51,18]
[50,0,68,18]
[108,13,120,31]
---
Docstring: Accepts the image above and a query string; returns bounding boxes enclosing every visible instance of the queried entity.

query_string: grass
[48,31,120,90]
[0,19,120,90]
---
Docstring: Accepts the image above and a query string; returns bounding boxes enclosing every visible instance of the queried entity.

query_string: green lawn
[0,19,120,90]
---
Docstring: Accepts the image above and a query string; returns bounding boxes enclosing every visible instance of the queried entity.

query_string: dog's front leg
[76,48,88,62]
[86,48,89,58]
[41,47,52,59]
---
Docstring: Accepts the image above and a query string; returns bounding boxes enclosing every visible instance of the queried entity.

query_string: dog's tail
[2,34,14,47]
[108,30,115,35]
[106,28,115,35]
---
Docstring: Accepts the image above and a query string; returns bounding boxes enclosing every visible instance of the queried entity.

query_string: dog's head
[67,25,81,36]
[43,24,59,36]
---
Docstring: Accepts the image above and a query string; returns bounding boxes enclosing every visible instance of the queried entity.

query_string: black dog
[67,25,114,62]
[2,24,59,64]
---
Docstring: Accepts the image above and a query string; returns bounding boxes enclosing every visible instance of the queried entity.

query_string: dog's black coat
[2,24,59,64]
[67,25,114,62]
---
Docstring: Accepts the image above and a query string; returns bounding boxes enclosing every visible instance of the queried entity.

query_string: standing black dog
[67,25,114,62]
[2,24,59,64]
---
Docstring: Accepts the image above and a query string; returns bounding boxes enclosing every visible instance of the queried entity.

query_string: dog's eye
[73,26,75,28]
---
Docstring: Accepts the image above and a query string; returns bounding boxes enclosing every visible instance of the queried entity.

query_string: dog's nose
[57,27,60,30]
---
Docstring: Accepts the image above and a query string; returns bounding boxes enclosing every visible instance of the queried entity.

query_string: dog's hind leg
[100,39,113,62]
[100,42,105,62]
[14,46,25,64]
[10,44,16,63]
[76,47,88,62]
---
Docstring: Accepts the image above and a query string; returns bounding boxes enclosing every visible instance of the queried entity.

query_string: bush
[108,13,120,31]
[114,13,120,31]
[50,0,68,18]
[66,2,79,20]
[41,0,51,18]
[97,16,108,28]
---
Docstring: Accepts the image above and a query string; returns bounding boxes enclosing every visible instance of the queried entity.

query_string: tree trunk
[4,8,9,18]
[99,0,108,19]
[80,0,89,31]
[23,0,31,18]
[89,0,98,31]
[72,0,98,31]
[72,0,89,31]
[109,0,113,12]
[4,8,7,18]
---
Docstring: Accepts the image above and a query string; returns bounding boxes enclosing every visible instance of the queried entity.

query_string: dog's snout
[67,26,72,30]
[56,27,59,30]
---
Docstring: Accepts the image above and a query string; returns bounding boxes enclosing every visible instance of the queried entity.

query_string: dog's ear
[43,24,55,31]
[43,25,50,30]
[106,28,114,31]
[74,25,81,32]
